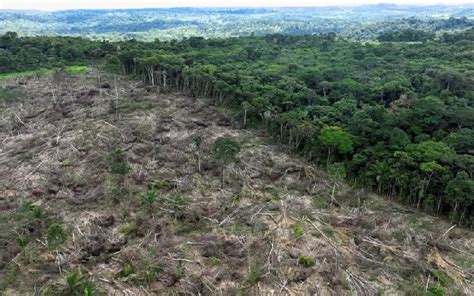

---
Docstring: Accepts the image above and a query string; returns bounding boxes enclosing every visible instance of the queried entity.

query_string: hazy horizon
[1,0,474,11]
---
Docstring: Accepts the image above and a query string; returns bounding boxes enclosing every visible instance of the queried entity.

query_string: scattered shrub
[153,179,176,191]
[212,137,241,165]
[432,270,453,287]
[16,198,45,221]
[47,223,67,248]
[268,187,281,200]
[120,222,138,237]
[116,262,136,278]
[32,206,45,219]
[140,188,158,212]
[426,286,446,296]
[246,269,263,285]
[327,162,347,180]
[293,223,304,239]
[167,193,191,218]
[106,148,131,175]
[63,271,98,295]
[323,226,335,238]
[173,264,185,281]
[0,87,22,104]
[16,236,30,262]
[208,256,221,266]
[312,195,328,208]
[17,198,32,213]
[116,261,163,286]
[212,137,241,186]
[143,264,164,284]
[298,256,316,267]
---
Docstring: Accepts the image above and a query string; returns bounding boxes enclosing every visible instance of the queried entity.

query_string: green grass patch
[0,68,50,81]
[425,287,446,296]
[363,41,381,46]
[65,65,88,74]
[0,65,87,81]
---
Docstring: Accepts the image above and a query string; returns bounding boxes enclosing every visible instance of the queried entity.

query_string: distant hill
[0,5,473,41]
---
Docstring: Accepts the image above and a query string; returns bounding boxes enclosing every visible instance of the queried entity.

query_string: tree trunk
[197,153,201,173]
[289,128,292,147]
[280,123,284,143]
[436,196,443,214]
[163,71,167,90]
[451,201,459,223]
[417,190,423,209]
[98,74,102,98]
[114,75,118,98]
[417,178,429,209]
[149,68,154,86]
[459,206,467,225]
[326,148,332,167]
[243,108,247,128]
[295,136,303,152]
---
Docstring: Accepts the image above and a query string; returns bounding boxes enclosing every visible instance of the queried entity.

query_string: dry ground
[0,70,473,295]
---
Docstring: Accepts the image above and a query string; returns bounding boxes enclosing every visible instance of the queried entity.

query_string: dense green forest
[1,29,473,225]
[1,5,473,41]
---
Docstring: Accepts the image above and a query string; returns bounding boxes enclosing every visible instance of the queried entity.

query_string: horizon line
[2,3,474,12]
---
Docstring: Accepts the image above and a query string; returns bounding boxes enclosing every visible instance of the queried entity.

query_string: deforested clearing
[0,71,472,295]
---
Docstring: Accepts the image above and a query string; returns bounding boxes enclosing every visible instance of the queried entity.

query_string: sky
[1,0,473,10]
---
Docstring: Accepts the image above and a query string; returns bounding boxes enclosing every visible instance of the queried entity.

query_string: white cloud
[1,0,473,11]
